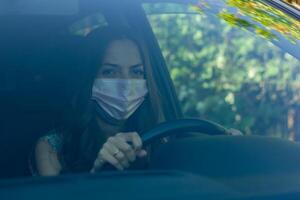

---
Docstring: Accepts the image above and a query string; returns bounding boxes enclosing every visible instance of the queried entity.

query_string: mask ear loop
[91,99,125,126]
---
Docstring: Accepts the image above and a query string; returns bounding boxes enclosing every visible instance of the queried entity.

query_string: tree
[145,0,300,139]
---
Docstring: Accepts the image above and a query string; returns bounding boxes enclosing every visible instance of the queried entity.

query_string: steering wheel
[101,119,228,171]
[141,118,229,146]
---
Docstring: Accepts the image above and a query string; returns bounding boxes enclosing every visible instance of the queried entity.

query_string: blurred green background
[145,1,300,140]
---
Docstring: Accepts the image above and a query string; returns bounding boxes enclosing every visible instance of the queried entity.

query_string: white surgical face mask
[91,78,148,120]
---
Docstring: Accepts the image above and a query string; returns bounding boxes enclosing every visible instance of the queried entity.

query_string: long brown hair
[59,26,165,172]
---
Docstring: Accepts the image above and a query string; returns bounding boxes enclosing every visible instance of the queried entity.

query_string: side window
[144,2,300,139]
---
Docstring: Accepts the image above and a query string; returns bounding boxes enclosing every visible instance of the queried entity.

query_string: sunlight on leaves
[226,0,300,43]
[191,0,300,44]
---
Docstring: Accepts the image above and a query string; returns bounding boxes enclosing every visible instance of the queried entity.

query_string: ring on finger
[113,149,121,157]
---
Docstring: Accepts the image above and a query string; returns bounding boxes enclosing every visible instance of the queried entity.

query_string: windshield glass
[1,0,300,181]
[144,0,300,139]
[0,0,79,15]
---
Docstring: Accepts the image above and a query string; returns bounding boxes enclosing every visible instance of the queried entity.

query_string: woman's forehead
[102,39,142,66]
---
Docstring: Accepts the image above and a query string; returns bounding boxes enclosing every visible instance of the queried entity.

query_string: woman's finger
[228,128,243,136]
[136,149,147,158]
[129,132,143,150]
[115,152,129,168]
[105,139,130,168]
[112,136,136,162]
[99,148,124,171]
[119,132,142,150]
[91,157,106,173]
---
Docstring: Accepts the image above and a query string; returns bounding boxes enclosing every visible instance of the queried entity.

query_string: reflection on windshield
[218,11,277,40]
[283,0,300,9]
[192,0,300,44]
[69,13,107,36]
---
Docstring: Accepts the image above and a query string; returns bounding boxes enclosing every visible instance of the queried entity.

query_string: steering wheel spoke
[141,119,229,145]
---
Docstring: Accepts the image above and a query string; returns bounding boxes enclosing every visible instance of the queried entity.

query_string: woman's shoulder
[30,130,63,176]
[37,130,63,153]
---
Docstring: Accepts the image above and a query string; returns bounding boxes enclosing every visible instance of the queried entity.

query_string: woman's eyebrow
[102,63,120,67]
[130,63,143,68]
[102,63,143,68]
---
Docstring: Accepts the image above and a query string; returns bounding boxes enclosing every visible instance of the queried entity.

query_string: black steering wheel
[141,118,229,146]
[101,119,228,171]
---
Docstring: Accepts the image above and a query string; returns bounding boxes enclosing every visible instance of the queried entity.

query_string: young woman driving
[32,26,165,176]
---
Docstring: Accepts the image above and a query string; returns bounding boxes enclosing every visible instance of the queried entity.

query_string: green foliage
[146,2,300,138]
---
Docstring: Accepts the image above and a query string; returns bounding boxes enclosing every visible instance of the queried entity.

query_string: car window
[143,1,300,139]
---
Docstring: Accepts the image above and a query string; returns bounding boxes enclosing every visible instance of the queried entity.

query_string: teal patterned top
[38,130,63,153]
[29,130,63,175]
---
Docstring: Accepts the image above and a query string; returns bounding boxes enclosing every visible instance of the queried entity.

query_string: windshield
[0,0,79,15]
[1,0,300,183]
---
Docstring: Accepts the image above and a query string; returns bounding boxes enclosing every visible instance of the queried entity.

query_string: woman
[32,26,166,176]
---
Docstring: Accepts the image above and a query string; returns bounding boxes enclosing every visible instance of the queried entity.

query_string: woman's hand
[90,132,147,173]
[228,128,243,136]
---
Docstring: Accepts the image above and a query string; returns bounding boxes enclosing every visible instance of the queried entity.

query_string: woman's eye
[132,69,144,76]
[101,69,116,76]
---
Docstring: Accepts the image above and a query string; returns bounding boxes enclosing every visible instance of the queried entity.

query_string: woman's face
[97,39,145,79]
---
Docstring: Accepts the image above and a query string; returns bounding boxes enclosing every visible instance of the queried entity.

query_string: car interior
[2,0,300,199]
[0,0,182,179]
